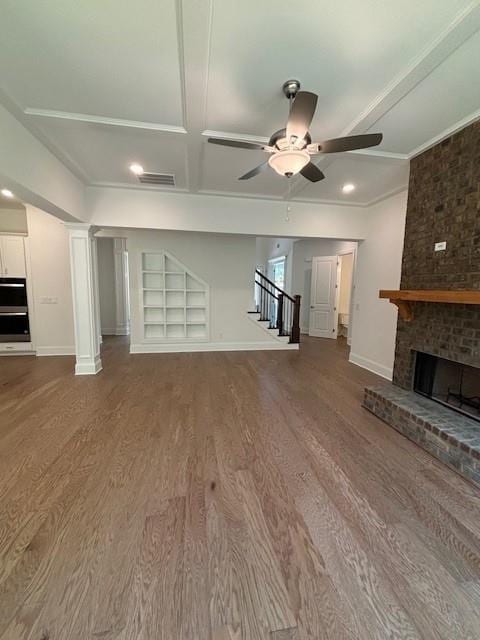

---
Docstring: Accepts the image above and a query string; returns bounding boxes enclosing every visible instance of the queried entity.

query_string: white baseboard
[349,352,392,380]
[101,327,130,336]
[130,341,299,354]
[75,355,103,375]
[36,346,76,356]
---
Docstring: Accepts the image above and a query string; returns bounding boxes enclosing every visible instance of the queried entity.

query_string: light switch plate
[434,241,447,252]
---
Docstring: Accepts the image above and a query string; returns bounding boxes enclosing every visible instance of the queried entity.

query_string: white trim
[349,352,392,380]
[75,354,103,375]
[268,255,286,264]
[130,341,298,354]
[24,108,188,135]
[366,186,409,207]
[101,327,117,336]
[36,346,75,356]
[89,181,189,194]
[409,108,480,159]
[348,149,409,160]
[202,130,270,145]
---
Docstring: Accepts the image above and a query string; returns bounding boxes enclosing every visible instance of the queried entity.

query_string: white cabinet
[0,236,26,277]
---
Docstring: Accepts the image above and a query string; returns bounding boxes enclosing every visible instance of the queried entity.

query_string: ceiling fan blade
[300,163,325,183]
[208,137,266,151]
[316,133,383,154]
[286,91,318,141]
[238,162,269,180]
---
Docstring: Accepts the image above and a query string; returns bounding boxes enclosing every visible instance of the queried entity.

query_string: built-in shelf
[141,251,209,342]
[379,289,480,322]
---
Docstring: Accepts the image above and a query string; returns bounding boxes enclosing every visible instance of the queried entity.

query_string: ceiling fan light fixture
[268,150,310,177]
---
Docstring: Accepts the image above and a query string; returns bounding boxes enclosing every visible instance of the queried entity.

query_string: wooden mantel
[379,289,480,322]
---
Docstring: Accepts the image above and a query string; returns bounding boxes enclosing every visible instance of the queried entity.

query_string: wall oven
[0,278,30,342]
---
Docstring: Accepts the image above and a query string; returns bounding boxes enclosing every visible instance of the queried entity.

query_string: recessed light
[1,188,14,198]
[129,163,144,176]
[342,183,355,194]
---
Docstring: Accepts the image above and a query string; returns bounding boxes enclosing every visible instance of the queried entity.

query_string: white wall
[292,238,357,332]
[26,205,75,355]
[126,229,283,351]
[87,186,368,240]
[97,237,116,334]
[349,191,408,379]
[0,207,27,234]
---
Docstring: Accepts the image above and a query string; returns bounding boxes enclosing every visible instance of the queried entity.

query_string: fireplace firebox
[414,351,480,423]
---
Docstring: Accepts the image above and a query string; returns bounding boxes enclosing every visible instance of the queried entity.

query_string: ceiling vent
[138,172,175,186]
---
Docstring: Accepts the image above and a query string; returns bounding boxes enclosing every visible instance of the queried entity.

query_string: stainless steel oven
[0,278,30,342]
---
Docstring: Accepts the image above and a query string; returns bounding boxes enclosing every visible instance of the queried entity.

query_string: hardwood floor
[1,336,480,639]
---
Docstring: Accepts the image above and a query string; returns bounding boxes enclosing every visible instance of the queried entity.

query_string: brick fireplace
[364,121,480,486]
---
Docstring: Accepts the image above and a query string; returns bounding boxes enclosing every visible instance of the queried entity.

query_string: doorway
[308,250,355,343]
[337,251,355,344]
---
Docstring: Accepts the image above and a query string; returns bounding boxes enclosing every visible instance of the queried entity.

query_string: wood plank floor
[1,336,480,639]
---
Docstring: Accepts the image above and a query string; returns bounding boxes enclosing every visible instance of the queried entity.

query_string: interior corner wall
[349,190,408,379]
[26,205,75,355]
[126,229,276,350]
[97,237,116,335]
[291,238,357,332]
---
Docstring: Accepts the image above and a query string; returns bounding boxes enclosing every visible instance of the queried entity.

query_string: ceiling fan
[207,79,383,183]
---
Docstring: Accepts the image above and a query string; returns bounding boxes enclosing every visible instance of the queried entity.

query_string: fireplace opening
[414,351,480,423]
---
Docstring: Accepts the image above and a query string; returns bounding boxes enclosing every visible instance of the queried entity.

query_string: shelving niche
[141,251,209,342]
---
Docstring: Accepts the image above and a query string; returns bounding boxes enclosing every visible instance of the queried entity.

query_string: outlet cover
[434,241,447,252]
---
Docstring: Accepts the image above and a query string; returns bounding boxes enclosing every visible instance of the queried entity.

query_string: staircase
[249,269,301,344]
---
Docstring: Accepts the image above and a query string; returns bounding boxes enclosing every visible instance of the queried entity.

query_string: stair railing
[254,269,301,344]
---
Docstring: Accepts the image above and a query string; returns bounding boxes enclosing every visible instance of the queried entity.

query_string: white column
[91,236,103,348]
[113,238,130,335]
[66,224,102,375]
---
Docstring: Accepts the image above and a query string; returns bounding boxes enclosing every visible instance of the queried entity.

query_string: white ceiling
[1,0,479,206]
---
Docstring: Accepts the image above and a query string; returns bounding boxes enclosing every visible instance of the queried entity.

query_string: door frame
[337,247,357,346]
[308,255,340,339]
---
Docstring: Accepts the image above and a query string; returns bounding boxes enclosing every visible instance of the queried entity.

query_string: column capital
[64,222,93,235]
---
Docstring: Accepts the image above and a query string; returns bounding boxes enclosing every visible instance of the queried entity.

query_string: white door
[0,236,26,277]
[308,256,339,338]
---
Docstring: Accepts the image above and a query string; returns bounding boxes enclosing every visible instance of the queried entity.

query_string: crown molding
[24,108,187,134]
[89,181,189,194]
[365,185,409,207]
[348,149,409,161]
[408,107,480,159]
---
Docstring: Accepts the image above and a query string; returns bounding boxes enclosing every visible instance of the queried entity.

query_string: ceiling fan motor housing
[282,79,301,99]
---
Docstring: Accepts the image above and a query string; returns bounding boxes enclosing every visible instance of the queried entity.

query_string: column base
[75,355,103,376]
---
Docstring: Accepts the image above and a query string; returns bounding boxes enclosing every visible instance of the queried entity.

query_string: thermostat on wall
[434,241,446,252]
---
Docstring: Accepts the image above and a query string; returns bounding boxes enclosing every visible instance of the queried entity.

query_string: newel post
[277,293,284,336]
[291,294,301,344]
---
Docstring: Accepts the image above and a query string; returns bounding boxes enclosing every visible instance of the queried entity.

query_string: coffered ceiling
[1,0,479,206]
